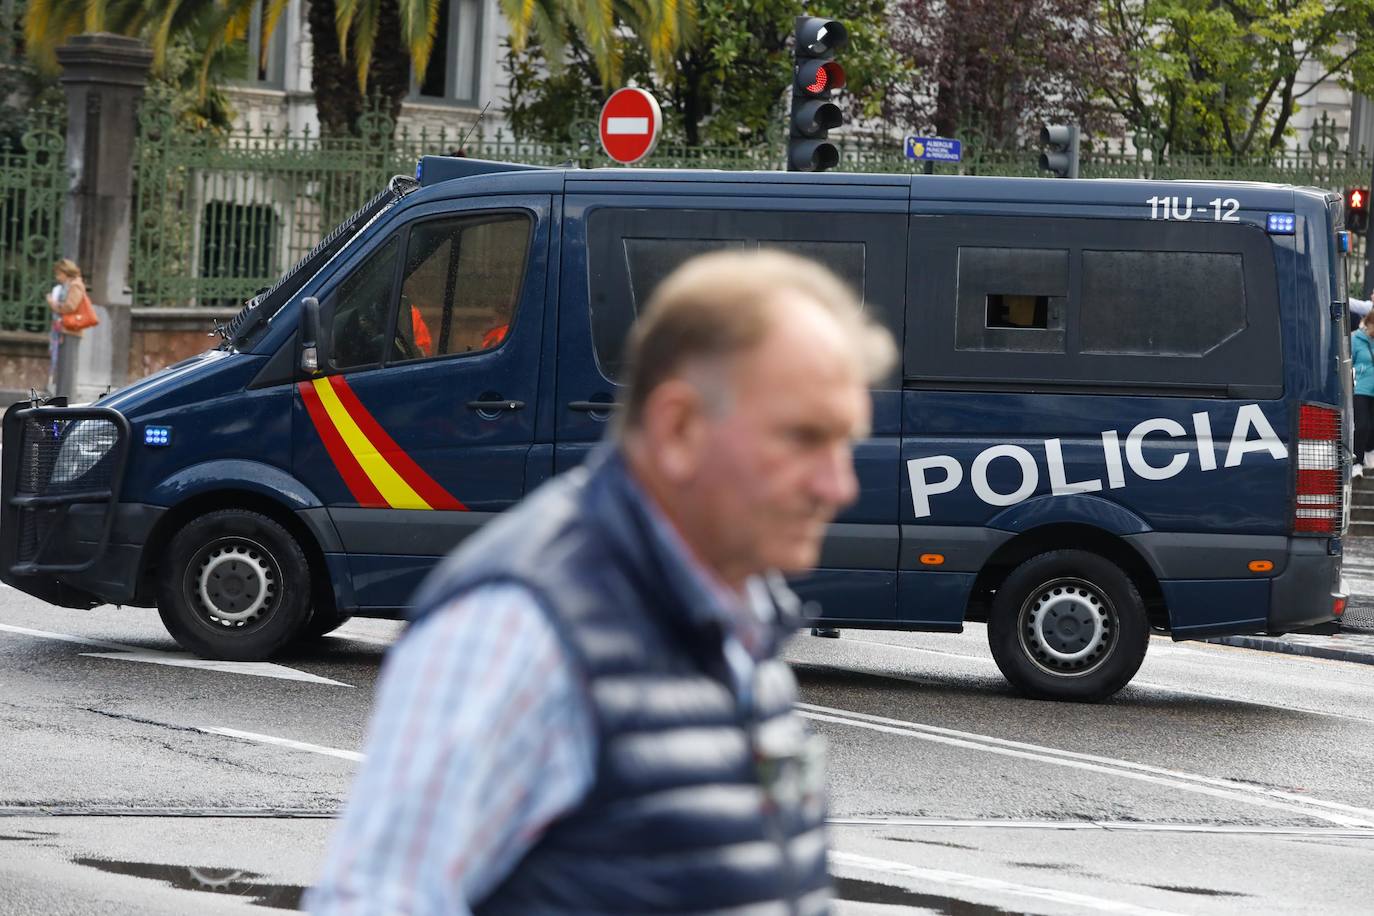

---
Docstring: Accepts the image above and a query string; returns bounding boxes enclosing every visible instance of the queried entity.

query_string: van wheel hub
[195,542,276,625]
[1021,578,1114,674]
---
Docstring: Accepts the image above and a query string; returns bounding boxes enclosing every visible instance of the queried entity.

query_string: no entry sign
[599,88,662,164]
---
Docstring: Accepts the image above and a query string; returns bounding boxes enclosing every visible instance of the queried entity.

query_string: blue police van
[0,159,1352,701]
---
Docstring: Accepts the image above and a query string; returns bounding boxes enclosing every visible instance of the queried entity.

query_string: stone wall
[0,331,52,395]
[129,308,240,381]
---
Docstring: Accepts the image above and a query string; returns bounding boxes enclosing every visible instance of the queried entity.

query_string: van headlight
[51,421,118,484]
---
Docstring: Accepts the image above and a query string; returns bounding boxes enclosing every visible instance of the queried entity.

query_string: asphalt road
[2,583,1373,915]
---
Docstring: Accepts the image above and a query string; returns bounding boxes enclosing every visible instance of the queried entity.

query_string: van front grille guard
[0,402,131,576]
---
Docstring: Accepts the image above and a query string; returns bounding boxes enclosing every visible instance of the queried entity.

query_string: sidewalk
[1204,537,1374,665]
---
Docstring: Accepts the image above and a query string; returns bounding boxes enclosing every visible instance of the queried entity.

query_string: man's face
[681,293,870,580]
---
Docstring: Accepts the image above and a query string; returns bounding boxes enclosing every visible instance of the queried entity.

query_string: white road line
[81,650,351,686]
[196,727,363,762]
[800,703,1374,828]
[327,630,397,647]
[0,622,132,650]
[831,851,1187,916]
[821,637,1374,724]
[0,622,350,686]
[828,816,1374,838]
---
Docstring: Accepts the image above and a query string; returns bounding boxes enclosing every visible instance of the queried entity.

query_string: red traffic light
[1349,188,1369,212]
[797,60,846,97]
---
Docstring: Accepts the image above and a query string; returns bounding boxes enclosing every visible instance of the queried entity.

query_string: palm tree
[22,0,287,128]
[498,0,698,88]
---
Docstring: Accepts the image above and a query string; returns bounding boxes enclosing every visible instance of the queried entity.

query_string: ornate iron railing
[116,105,1374,308]
[0,105,66,333]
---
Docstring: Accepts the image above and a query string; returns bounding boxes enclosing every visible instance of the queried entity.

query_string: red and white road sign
[599,88,662,165]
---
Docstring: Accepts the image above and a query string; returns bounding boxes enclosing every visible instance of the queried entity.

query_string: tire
[298,608,353,641]
[157,509,313,661]
[986,549,1148,702]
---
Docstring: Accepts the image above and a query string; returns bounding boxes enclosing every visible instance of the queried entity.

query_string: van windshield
[219,175,421,350]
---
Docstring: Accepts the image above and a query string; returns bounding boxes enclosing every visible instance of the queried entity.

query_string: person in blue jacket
[1352,309,1374,475]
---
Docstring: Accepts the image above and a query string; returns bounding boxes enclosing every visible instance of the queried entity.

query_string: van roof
[413,156,1331,212]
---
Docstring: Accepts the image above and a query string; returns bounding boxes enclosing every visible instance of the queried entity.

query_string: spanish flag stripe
[326,375,468,511]
[311,378,432,510]
[298,382,387,508]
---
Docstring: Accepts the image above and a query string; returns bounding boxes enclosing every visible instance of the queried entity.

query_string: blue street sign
[905,136,962,162]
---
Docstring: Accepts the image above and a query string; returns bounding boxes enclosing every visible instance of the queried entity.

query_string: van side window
[395,213,531,362]
[331,236,400,370]
[907,217,1282,397]
[955,247,1067,353]
[590,208,905,382]
[1081,250,1245,356]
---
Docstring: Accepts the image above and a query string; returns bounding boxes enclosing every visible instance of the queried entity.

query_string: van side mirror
[300,297,321,374]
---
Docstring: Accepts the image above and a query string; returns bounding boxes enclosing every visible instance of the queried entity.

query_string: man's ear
[641,378,707,482]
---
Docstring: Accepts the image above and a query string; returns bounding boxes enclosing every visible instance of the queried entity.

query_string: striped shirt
[307,481,778,915]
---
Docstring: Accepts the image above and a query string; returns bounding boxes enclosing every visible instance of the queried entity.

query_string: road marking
[828,816,1374,838]
[0,622,350,686]
[81,651,351,686]
[831,851,1187,916]
[820,639,1374,723]
[0,622,132,650]
[196,727,363,762]
[801,703,1374,827]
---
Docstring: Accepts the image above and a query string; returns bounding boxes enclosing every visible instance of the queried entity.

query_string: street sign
[599,88,663,165]
[904,136,962,162]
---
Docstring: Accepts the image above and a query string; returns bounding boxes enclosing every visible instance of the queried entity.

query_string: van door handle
[466,399,525,412]
[568,400,621,413]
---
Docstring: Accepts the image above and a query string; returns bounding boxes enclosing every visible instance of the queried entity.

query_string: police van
[0,160,1352,701]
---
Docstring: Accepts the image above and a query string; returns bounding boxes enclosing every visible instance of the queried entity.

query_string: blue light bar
[144,425,171,447]
[1338,230,1352,253]
[1267,213,1296,235]
[414,159,423,181]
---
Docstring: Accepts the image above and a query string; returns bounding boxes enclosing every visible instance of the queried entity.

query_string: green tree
[1100,0,1374,156]
[506,0,895,147]
[21,0,279,130]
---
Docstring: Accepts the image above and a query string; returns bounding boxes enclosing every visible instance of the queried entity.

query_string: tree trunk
[309,0,365,136]
[310,0,409,137]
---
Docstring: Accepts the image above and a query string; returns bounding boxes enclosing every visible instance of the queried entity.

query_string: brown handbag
[60,287,99,333]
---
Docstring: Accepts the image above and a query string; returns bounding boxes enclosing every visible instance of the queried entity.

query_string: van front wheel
[157,509,313,661]
[987,549,1148,702]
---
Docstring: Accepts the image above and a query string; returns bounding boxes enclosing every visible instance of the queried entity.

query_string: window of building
[413,0,484,105]
[199,202,279,307]
[394,213,530,362]
[241,1,286,87]
[331,237,399,370]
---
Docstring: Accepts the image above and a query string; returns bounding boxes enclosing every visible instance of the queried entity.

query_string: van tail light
[1293,404,1344,536]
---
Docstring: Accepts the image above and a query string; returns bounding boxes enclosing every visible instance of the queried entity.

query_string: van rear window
[908,216,1282,397]
[1080,250,1246,357]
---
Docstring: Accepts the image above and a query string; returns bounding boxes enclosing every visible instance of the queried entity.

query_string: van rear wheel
[987,549,1148,702]
[157,509,313,661]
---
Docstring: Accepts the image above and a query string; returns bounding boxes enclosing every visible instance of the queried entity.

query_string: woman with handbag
[46,258,99,399]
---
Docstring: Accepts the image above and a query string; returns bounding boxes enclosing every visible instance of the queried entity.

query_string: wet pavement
[2,582,1374,914]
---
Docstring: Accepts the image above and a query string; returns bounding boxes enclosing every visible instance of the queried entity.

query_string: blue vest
[411,450,832,915]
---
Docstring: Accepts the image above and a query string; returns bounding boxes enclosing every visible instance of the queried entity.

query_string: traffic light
[1346,187,1369,234]
[1040,123,1080,179]
[788,17,848,172]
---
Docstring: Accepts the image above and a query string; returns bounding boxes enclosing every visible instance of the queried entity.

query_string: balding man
[308,249,896,915]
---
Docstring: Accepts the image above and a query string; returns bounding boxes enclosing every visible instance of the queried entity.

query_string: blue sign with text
[904,136,962,162]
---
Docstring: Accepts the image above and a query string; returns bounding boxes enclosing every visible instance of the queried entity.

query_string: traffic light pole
[1365,161,1374,298]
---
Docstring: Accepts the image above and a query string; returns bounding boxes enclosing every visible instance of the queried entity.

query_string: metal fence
[3,100,1373,323]
[0,105,66,333]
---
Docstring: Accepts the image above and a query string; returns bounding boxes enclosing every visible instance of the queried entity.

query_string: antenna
[455,101,492,155]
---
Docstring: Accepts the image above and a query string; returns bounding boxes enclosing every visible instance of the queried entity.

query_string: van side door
[557,183,907,622]
[292,194,552,611]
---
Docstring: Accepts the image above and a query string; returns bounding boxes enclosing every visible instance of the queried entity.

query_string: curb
[1206,633,1374,665]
